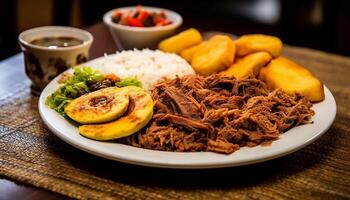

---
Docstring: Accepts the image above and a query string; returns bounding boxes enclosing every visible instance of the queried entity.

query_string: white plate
[39,59,336,169]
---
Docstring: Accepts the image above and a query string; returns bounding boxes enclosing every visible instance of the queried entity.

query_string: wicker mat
[0,46,350,200]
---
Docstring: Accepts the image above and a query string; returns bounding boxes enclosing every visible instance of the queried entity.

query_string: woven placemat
[0,46,350,200]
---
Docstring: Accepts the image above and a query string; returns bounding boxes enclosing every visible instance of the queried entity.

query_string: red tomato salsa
[111,5,172,27]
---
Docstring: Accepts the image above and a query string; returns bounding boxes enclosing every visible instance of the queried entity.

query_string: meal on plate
[46,28,325,154]
[111,5,172,27]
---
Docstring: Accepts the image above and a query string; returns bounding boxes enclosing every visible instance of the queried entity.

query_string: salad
[46,66,142,117]
[111,5,172,27]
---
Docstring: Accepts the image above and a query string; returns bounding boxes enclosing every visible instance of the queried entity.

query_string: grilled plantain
[65,87,129,124]
[79,86,153,140]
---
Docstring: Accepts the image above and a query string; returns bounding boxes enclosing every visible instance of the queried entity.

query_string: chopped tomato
[153,15,165,24]
[105,73,120,82]
[137,11,150,22]
[155,19,171,26]
[111,11,122,23]
[113,11,121,17]
[111,5,171,27]
[135,5,143,13]
[159,10,166,18]
[128,17,144,27]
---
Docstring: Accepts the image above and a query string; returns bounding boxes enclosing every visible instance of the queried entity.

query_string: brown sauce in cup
[30,36,83,49]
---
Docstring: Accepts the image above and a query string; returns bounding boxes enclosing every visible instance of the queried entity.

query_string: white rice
[96,49,194,91]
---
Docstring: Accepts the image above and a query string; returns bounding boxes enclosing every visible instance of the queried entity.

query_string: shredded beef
[155,114,210,131]
[164,86,202,119]
[121,74,315,154]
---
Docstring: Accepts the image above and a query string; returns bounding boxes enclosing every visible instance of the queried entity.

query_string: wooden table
[0,23,349,200]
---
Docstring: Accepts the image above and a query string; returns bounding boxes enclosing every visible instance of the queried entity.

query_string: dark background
[0,0,349,60]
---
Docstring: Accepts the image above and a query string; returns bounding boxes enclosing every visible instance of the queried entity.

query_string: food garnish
[79,86,153,140]
[45,66,104,117]
[105,73,120,82]
[115,77,142,88]
[111,5,172,27]
[64,87,130,124]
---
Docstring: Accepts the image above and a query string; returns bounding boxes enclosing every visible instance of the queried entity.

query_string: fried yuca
[158,28,202,53]
[235,34,282,58]
[259,57,324,102]
[220,51,272,79]
[191,35,235,76]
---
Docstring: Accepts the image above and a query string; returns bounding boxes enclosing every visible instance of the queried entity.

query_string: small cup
[19,26,93,94]
[103,6,182,49]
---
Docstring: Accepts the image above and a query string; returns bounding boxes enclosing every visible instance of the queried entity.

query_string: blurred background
[0,0,349,60]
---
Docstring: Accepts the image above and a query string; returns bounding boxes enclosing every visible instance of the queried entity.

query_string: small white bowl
[103,6,182,49]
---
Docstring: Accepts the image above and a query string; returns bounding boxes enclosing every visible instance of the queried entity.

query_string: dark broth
[30,36,83,48]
